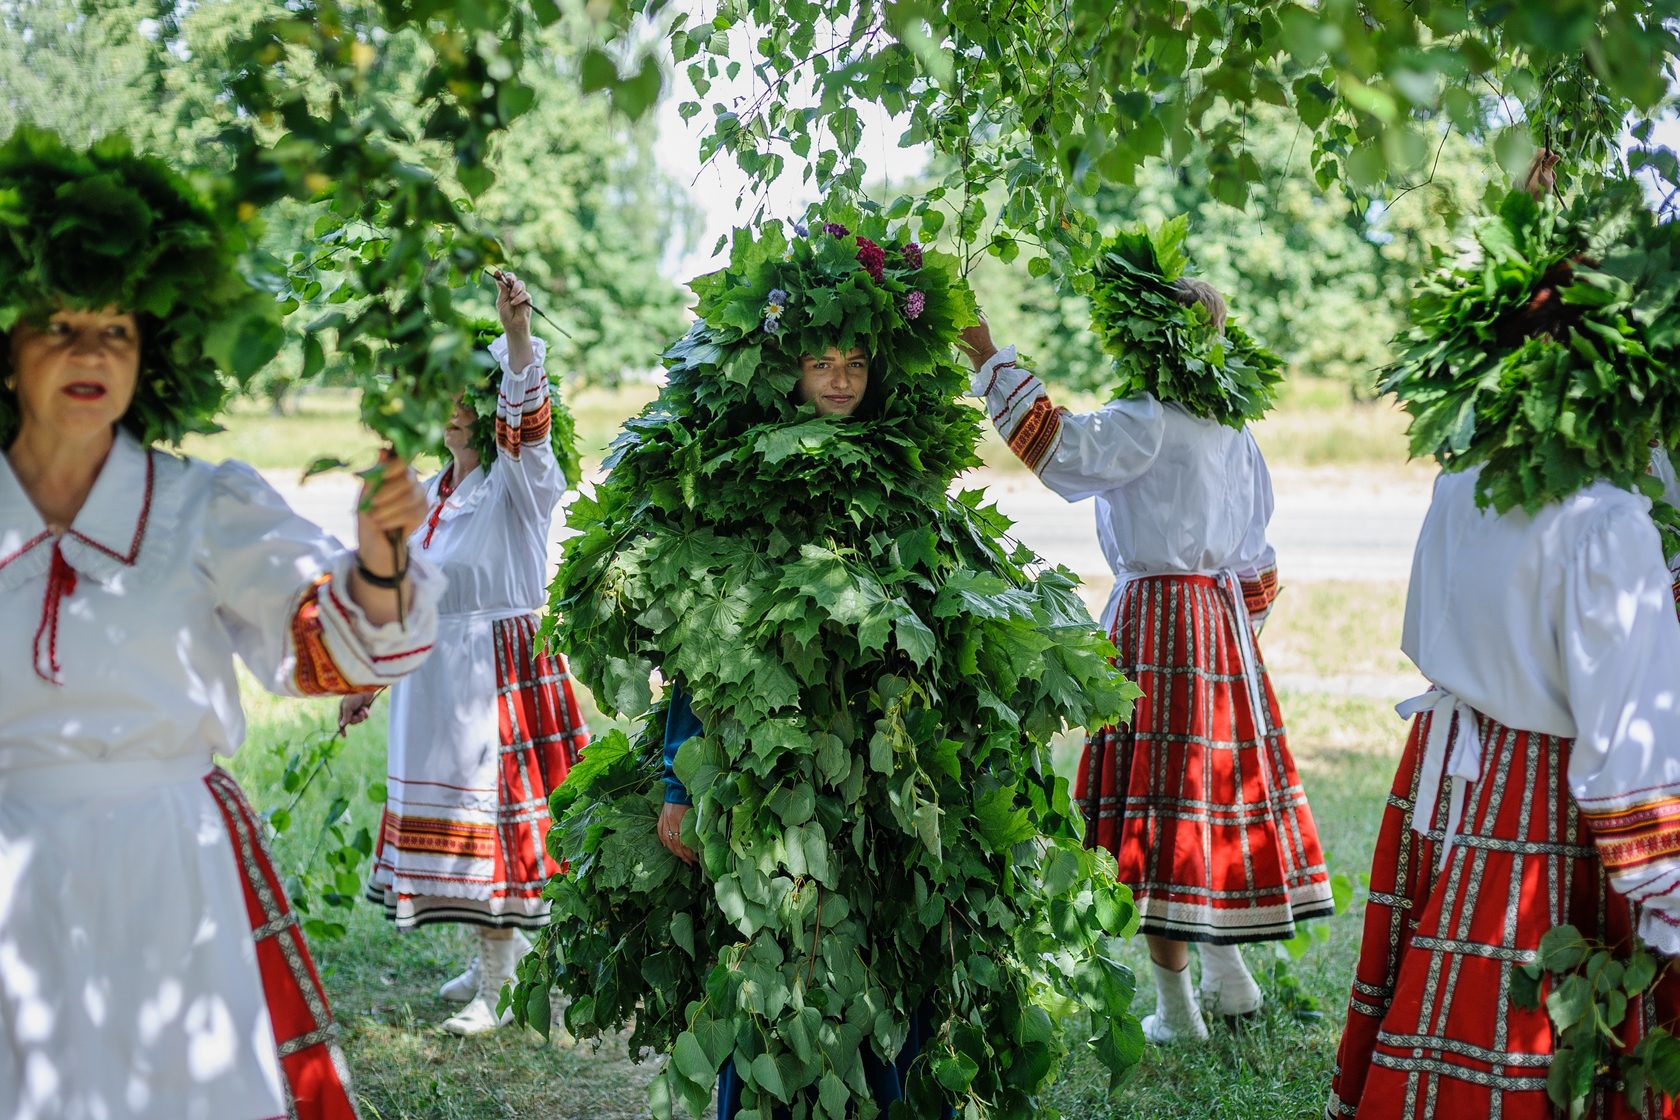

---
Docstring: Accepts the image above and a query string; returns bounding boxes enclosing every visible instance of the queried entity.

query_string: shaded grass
[232,671,1405,1118]
[1261,580,1414,680]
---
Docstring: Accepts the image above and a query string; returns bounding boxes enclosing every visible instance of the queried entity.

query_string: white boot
[1142,959,1209,1044]
[439,929,530,1004]
[1198,942,1264,1018]
[442,930,526,1036]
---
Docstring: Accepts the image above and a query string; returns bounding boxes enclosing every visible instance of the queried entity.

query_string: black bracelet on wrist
[355,556,408,589]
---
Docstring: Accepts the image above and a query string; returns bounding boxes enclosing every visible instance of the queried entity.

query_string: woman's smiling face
[796,347,869,417]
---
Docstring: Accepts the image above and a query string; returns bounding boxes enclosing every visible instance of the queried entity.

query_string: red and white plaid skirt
[1327,708,1680,1119]
[368,613,587,928]
[206,768,360,1119]
[1076,573,1334,942]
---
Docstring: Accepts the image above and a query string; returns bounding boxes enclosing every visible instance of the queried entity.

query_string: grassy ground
[228,568,1410,1119]
[186,375,1408,482]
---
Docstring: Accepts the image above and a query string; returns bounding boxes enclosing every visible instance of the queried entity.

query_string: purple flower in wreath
[793,222,810,237]
[763,288,789,335]
[763,313,783,335]
[902,242,924,269]
[823,222,851,238]
[855,237,886,283]
[904,290,926,320]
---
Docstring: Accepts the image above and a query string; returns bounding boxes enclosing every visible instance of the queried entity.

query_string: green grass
[178,383,660,474]
[184,375,1405,482]
[224,559,1414,1119]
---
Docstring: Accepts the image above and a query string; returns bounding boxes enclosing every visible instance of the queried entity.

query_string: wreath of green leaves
[0,126,283,447]
[1089,215,1283,427]
[509,213,1146,1119]
[460,319,582,487]
[1379,184,1680,522]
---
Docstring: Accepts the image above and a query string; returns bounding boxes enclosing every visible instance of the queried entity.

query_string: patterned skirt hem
[1138,897,1337,944]
[364,883,551,930]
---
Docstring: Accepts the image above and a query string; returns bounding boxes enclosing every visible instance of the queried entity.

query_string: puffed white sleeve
[1233,440,1280,632]
[486,332,567,523]
[200,460,442,696]
[971,344,1166,502]
[1561,504,1680,955]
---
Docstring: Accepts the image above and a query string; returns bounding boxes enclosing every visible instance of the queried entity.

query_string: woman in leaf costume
[511,217,1145,1119]
[341,274,590,1036]
[1327,160,1680,1119]
[962,217,1333,1044]
[0,127,441,1118]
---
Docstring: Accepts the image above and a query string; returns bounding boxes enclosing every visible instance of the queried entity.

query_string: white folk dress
[0,430,441,1120]
[1329,466,1680,1118]
[975,345,1333,943]
[368,334,588,929]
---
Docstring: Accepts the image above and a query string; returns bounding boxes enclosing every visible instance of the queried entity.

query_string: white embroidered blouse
[0,429,441,1118]
[1403,466,1680,954]
[973,344,1280,632]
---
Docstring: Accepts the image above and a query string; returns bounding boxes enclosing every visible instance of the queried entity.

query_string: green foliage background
[0,0,696,439]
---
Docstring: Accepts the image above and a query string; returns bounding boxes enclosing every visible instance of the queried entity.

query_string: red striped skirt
[368,614,587,928]
[1076,573,1333,942]
[1327,708,1680,1119]
[206,768,360,1119]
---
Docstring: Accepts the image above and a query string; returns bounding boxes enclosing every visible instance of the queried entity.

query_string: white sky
[650,9,928,283]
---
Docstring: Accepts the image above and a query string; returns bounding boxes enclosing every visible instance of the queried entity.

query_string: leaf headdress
[459,319,582,487]
[0,126,282,447]
[1088,215,1283,427]
[1379,184,1680,520]
[514,213,1147,1117]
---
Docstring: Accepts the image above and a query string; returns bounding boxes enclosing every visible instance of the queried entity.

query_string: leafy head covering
[0,126,282,447]
[459,319,582,487]
[518,213,1144,1115]
[667,214,976,429]
[1379,184,1680,521]
[1089,215,1283,427]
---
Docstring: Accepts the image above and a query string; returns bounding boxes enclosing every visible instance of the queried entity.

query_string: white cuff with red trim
[317,551,443,685]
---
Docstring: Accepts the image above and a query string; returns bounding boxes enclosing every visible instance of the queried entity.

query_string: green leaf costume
[510,214,1146,1118]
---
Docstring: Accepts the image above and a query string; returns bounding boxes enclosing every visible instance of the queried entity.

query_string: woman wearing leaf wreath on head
[1326,155,1680,1120]
[507,217,1144,1120]
[960,219,1335,1045]
[337,274,589,1037]
[0,127,442,1119]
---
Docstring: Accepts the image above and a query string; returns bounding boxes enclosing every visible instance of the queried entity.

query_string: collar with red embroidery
[0,428,155,590]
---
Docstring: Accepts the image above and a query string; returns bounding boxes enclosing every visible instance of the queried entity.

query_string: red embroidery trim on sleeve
[290,574,366,696]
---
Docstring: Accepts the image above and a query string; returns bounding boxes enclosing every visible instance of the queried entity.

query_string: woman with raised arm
[0,129,440,1118]
[1327,158,1680,1118]
[340,272,588,1036]
[961,220,1335,1044]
